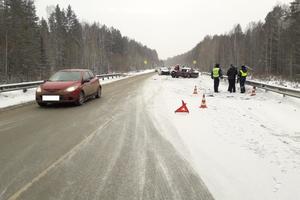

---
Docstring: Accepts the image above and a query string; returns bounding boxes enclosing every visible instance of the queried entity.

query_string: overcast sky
[35,0,293,60]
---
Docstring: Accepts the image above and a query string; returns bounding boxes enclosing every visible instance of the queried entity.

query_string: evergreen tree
[0,1,160,82]
[39,18,50,79]
[289,0,300,78]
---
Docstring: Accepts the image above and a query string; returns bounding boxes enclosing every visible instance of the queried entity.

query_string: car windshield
[49,71,81,81]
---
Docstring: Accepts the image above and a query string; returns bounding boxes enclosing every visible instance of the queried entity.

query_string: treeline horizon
[165,1,300,81]
[0,0,161,83]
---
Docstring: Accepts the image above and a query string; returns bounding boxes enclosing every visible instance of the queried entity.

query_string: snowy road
[1,73,300,200]
[0,74,213,200]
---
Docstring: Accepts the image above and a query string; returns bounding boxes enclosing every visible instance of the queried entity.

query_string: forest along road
[0,73,214,200]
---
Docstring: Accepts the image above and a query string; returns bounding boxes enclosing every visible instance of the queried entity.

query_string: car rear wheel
[76,91,85,106]
[95,87,101,98]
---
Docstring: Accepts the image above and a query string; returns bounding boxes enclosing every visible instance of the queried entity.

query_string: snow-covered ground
[144,74,300,200]
[0,70,155,109]
[251,76,300,90]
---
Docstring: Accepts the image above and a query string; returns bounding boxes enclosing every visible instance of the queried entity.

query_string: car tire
[95,87,101,98]
[171,72,176,78]
[37,102,47,107]
[76,91,85,106]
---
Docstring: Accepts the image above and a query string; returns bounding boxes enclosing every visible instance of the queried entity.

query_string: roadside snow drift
[144,74,300,200]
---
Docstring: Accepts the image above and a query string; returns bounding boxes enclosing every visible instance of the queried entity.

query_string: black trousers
[214,78,220,92]
[228,79,236,93]
[240,78,246,93]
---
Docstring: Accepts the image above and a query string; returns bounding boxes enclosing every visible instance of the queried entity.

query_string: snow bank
[144,74,300,200]
[0,88,37,109]
[124,69,155,76]
[251,77,300,90]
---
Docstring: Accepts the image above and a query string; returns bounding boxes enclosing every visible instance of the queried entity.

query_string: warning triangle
[175,100,189,113]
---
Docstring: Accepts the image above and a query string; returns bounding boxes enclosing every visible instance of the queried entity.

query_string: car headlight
[36,86,42,93]
[65,86,78,92]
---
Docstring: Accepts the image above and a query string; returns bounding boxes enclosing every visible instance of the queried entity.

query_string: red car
[36,69,102,106]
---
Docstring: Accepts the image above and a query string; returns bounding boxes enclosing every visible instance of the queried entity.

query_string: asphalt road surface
[0,74,214,200]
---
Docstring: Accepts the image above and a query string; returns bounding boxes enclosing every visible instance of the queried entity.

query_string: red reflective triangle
[175,100,189,113]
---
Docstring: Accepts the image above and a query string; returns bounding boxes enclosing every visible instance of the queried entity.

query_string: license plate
[42,95,60,101]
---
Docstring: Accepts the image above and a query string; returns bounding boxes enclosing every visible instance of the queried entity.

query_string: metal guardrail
[0,81,44,93]
[201,72,300,98]
[96,73,123,80]
[0,73,124,93]
[245,80,300,98]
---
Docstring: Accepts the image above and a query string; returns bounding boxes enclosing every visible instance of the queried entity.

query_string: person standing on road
[238,65,248,93]
[211,64,223,93]
[227,64,238,93]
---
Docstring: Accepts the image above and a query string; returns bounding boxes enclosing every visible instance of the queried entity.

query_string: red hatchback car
[36,69,102,106]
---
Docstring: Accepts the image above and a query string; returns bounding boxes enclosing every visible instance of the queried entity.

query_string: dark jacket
[227,66,238,80]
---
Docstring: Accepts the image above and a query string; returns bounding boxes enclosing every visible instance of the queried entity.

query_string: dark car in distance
[36,69,102,106]
[171,66,199,78]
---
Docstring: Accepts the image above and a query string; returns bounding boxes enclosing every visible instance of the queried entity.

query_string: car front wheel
[95,87,101,98]
[171,72,176,78]
[76,91,85,106]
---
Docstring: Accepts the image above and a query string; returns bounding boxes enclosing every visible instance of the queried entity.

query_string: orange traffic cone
[250,86,256,96]
[193,85,198,94]
[200,94,208,109]
[175,100,190,113]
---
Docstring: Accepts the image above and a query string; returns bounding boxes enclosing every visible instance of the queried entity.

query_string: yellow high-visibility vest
[240,70,247,77]
[213,68,220,78]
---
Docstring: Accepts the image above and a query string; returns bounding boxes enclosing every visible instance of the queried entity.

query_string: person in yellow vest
[238,65,248,93]
[211,64,223,93]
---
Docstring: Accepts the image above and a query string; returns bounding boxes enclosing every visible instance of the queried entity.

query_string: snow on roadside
[0,70,155,109]
[124,69,155,76]
[0,88,37,109]
[251,77,300,90]
[144,74,300,200]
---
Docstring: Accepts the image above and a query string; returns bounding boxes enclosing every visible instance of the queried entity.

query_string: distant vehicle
[171,66,199,78]
[189,68,200,78]
[158,67,170,75]
[36,69,102,107]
